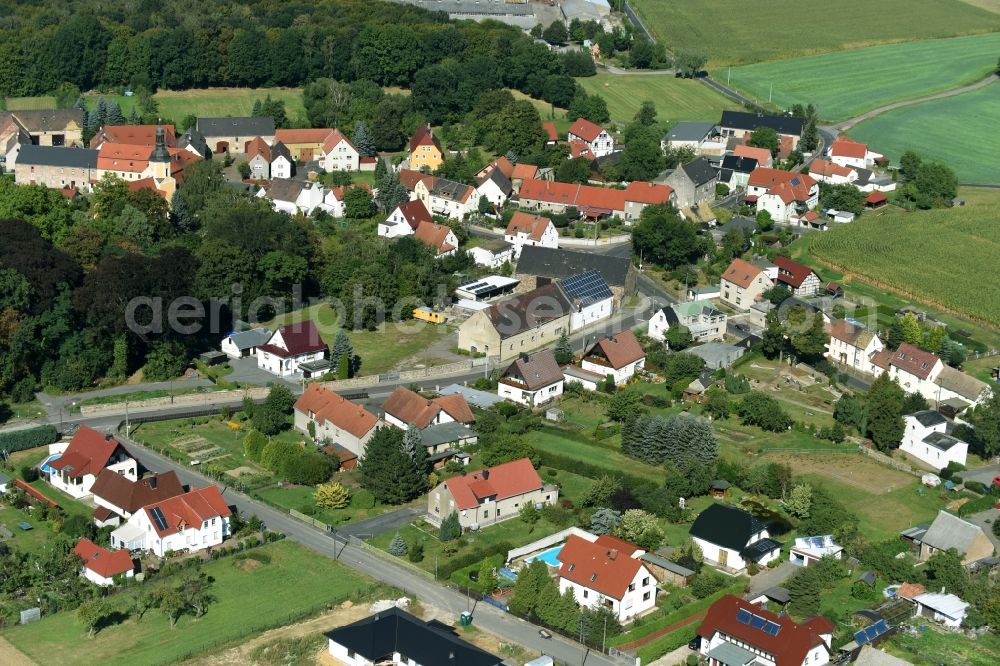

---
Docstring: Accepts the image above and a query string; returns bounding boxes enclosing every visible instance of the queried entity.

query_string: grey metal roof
[687,342,744,367]
[663,121,716,143]
[923,431,964,452]
[16,145,97,169]
[197,116,275,138]
[899,525,928,541]
[0,471,11,484]
[419,422,477,448]
[224,328,272,351]
[179,127,208,156]
[681,156,718,186]
[639,553,695,577]
[909,410,947,428]
[516,246,631,287]
[721,155,759,173]
[759,586,790,604]
[438,384,505,409]
[706,641,757,666]
[719,111,803,136]
[922,511,985,555]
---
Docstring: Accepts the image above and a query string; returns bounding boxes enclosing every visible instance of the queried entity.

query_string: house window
[583,590,589,598]
[643,591,651,601]
[643,577,650,586]
[628,583,635,592]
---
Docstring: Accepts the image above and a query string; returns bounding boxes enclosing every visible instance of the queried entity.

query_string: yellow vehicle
[413,307,447,324]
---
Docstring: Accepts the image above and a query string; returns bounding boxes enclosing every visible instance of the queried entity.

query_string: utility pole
[769,82,773,104]
[728,65,731,86]
[125,398,130,438]
[602,614,608,652]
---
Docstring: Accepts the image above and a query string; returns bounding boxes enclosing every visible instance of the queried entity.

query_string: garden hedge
[0,424,59,454]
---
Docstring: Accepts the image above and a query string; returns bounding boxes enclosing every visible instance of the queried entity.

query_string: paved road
[118,434,619,666]
[621,1,655,43]
[337,505,425,539]
[37,377,215,413]
[747,560,797,596]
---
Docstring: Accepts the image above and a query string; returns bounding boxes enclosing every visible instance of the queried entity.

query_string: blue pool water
[527,545,564,567]
[39,453,62,475]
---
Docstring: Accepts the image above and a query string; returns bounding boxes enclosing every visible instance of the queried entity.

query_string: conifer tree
[106,100,125,125]
[388,532,408,556]
[866,373,905,451]
[554,332,574,365]
[353,120,376,157]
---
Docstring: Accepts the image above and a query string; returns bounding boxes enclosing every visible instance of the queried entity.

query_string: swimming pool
[39,453,61,475]
[527,545,564,567]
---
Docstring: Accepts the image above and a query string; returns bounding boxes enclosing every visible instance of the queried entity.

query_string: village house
[322,184,371,218]
[900,410,969,469]
[294,384,381,457]
[177,127,210,159]
[111,485,231,556]
[661,121,716,155]
[623,180,675,223]
[257,178,326,216]
[381,386,474,430]
[256,321,328,378]
[378,199,432,238]
[274,127,330,161]
[468,238,516,269]
[774,256,821,296]
[475,165,513,210]
[325,608,503,666]
[648,300,727,345]
[747,168,819,224]
[809,158,858,186]
[663,157,719,209]
[543,121,559,146]
[504,211,559,257]
[581,329,645,385]
[557,270,614,330]
[917,511,994,565]
[517,178,631,220]
[45,426,137,499]
[8,109,85,146]
[94,127,200,200]
[427,457,557,529]
[413,220,459,257]
[319,129,360,172]
[458,283,573,361]
[913,592,969,629]
[690,503,782,574]
[510,162,540,194]
[567,117,614,157]
[89,124,176,150]
[683,370,716,403]
[720,258,774,311]
[562,364,607,392]
[828,137,883,170]
[696,595,834,666]
[733,144,774,168]
[91,470,185,528]
[245,136,271,180]
[719,155,760,190]
[557,533,658,622]
[789,535,843,567]
[74,538,135,586]
[13,144,98,191]
[826,319,885,374]
[421,177,476,220]
[718,111,803,150]
[270,141,293,179]
[883,342,944,397]
[498,349,564,407]
[515,246,637,306]
[196,116,275,154]
[408,125,444,171]
[221,327,272,359]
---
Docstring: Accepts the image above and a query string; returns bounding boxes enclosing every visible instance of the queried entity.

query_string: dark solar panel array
[558,271,612,306]
[150,506,168,531]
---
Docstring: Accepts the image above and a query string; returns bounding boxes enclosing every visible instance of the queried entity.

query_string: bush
[20,465,39,482]
[407,541,425,563]
[0,424,59,453]
[691,570,727,598]
[350,489,375,509]
[965,480,988,495]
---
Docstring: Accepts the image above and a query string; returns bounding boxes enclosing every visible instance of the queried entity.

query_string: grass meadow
[575,72,737,124]
[847,84,1000,183]
[629,0,1000,66]
[2,541,375,666]
[723,32,1000,121]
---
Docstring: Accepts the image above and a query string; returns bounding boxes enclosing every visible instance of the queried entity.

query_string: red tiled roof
[94,505,118,522]
[328,183,372,203]
[74,538,134,579]
[481,156,514,179]
[568,140,593,159]
[624,181,673,205]
[698,595,832,666]
[890,342,940,380]
[14,479,57,507]
[576,184,626,213]
[511,163,538,180]
[258,321,327,358]
[382,386,473,429]
[866,191,887,204]
[91,470,184,514]
[506,211,552,241]
[275,128,334,144]
[519,178,580,204]
[749,167,815,204]
[896,582,926,600]
[722,258,765,289]
[830,137,867,159]
[809,159,854,179]
[398,169,428,191]
[774,255,815,289]
[443,458,542,510]
[90,124,175,149]
[870,348,893,370]
[409,125,441,153]
[589,329,645,369]
[568,118,606,143]
[543,122,558,142]
[829,319,868,345]
[245,136,271,162]
[557,534,644,600]
[395,199,432,230]
[143,485,232,538]
[48,426,130,478]
[414,221,456,255]
[323,129,357,155]
[294,384,379,439]
[733,144,771,165]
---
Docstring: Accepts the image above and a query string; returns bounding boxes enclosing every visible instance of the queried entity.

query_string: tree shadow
[95,610,130,634]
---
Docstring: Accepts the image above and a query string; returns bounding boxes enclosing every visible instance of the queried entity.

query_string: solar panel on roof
[736,608,752,624]
[874,620,888,633]
[764,621,781,636]
[558,271,612,306]
[864,625,878,640]
[855,630,870,646]
[750,615,766,630]
[150,506,168,531]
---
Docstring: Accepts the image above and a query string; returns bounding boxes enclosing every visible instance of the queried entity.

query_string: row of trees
[621,412,719,469]
[357,426,428,505]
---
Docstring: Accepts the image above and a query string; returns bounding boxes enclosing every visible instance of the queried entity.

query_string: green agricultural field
[723,33,1000,121]
[629,0,1000,66]
[3,541,378,666]
[5,87,306,125]
[805,210,1000,327]
[847,84,1000,183]
[575,72,736,123]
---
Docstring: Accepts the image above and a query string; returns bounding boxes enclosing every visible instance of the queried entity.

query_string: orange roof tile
[624,181,673,205]
[511,163,539,180]
[506,211,552,241]
[443,458,542,510]
[276,128,335,144]
[588,329,645,369]
[414,221,456,254]
[722,258,765,289]
[74,538,134,579]
[733,144,771,165]
[382,386,473,428]
[323,129,357,154]
[809,159,854,179]
[294,384,379,439]
[543,122,558,142]
[830,137,867,159]
[557,534,644,600]
[568,118,606,143]
[143,485,231,538]
[245,136,271,162]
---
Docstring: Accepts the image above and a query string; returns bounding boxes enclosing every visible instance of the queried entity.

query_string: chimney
[482,469,489,480]
[608,548,618,560]
[105,433,115,441]
[149,476,157,490]
[520,352,530,363]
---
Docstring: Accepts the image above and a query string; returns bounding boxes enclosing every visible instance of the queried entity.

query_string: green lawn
[887,624,1000,665]
[0,399,46,421]
[847,83,1000,184]
[2,541,377,666]
[255,473,407,527]
[75,385,225,410]
[575,72,737,124]
[523,427,665,484]
[724,32,1000,121]
[265,304,458,375]
[629,0,1000,66]
[800,210,1000,327]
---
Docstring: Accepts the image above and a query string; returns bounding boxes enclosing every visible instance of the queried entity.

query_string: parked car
[688,636,701,650]
[539,629,552,639]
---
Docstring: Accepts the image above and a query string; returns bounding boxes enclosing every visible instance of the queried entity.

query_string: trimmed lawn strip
[575,72,737,124]
[3,541,377,666]
[887,625,1000,665]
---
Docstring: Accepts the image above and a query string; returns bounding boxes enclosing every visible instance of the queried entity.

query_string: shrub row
[0,424,59,453]
[436,541,514,581]
[534,449,657,494]
[958,493,998,517]
[635,625,698,664]
[609,582,744,646]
